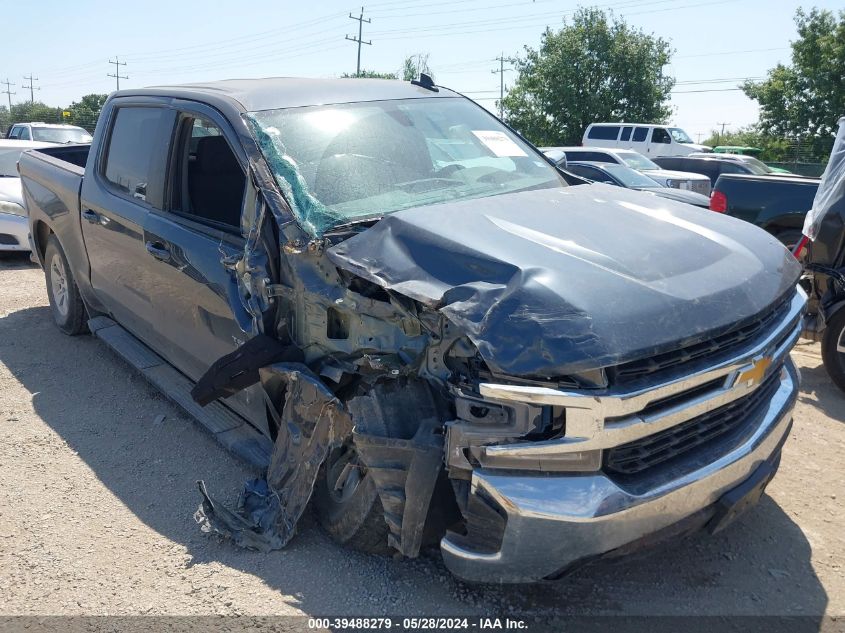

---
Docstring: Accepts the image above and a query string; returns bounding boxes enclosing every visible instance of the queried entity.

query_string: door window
[569,164,616,184]
[620,126,633,141]
[632,127,648,142]
[171,116,245,228]
[103,106,172,207]
[587,126,621,141]
[651,128,671,144]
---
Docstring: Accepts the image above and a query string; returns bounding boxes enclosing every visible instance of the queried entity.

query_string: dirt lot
[0,252,842,622]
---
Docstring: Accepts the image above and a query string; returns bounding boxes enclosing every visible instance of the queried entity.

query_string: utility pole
[22,74,39,103]
[1,79,15,111]
[345,7,371,77]
[716,121,731,144]
[108,56,128,90]
[696,132,703,143]
[491,53,512,119]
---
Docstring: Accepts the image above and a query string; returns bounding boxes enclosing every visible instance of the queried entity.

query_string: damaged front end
[192,98,802,583]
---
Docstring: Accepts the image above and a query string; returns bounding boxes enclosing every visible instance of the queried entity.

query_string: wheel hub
[50,253,69,318]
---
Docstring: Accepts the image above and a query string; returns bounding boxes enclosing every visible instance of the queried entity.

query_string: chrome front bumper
[441,290,804,583]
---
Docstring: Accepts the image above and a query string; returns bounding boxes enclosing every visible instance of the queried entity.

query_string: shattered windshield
[247,97,564,236]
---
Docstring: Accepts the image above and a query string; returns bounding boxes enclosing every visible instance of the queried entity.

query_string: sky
[1,0,841,140]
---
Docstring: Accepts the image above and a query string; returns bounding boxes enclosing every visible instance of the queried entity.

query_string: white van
[582,123,711,157]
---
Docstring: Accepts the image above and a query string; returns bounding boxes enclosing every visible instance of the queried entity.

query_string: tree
[64,94,109,132]
[341,69,398,79]
[401,53,432,81]
[501,7,674,146]
[701,126,793,162]
[743,8,845,159]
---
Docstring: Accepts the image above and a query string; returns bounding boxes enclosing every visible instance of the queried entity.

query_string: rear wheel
[821,308,845,393]
[44,236,87,335]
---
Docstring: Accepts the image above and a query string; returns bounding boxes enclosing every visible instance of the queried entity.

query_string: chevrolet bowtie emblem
[737,356,773,387]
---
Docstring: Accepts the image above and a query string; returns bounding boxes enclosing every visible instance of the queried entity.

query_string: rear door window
[587,126,621,141]
[620,126,633,141]
[632,127,649,142]
[570,164,615,184]
[103,106,174,208]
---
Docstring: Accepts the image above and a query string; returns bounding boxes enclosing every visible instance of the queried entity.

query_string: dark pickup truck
[710,173,820,249]
[19,77,803,583]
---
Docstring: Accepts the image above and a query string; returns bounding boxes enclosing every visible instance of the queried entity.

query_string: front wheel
[44,235,87,335]
[821,308,845,393]
[313,441,391,555]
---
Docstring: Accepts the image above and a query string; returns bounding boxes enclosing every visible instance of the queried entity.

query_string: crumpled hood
[327,185,801,378]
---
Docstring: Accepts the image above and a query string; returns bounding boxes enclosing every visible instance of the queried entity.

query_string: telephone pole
[345,7,371,77]
[716,121,731,143]
[108,56,128,90]
[1,79,15,111]
[490,53,512,119]
[22,74,39,103]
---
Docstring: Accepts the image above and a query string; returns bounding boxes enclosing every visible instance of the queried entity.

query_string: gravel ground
[0,252,842,622]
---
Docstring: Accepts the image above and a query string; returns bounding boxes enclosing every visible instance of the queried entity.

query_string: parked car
[655,155,799,186]
[581,122,711,156]
[710,173,820,249]
[541,146,712,195]
[688,152,793,175]
[20,77,803,584]
[0,139,54,251]
[6,122,93,144]
[560,160,711,208]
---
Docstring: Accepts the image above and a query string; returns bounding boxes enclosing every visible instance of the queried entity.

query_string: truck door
[80,103,176,349]
[141,109,266,426]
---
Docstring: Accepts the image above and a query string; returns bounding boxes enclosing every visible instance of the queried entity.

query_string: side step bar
[88,316,273,470]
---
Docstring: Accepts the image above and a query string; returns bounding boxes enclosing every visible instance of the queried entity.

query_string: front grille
[612,294,793,384]
[605,367,783,476]
[691,180,711,196]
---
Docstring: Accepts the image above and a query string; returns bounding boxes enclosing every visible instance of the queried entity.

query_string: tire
[314,441,392,555]
[821,308,845,393]
[44,235,87,335]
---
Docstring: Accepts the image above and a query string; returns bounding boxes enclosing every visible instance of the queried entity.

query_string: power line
[107,56,129,90]
[491,53,513,119]
[1,79,15,111]
[345,6,372,77]
[22,74,39,103]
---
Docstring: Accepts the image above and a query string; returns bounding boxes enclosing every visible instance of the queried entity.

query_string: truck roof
[117,76,460,112]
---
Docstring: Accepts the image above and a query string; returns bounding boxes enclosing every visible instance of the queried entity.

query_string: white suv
[542,146,712,196]
[6,122,93,144]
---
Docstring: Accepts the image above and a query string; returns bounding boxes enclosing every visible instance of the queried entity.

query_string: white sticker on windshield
[471,130,527,157]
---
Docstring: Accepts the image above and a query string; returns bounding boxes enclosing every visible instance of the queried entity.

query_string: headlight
[665,179,676,188]
[0,200,26,217]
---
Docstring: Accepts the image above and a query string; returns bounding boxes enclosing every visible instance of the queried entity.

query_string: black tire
[44,235,87,335]
[821,309,845,393]
[314,441,391,555]
[774,229,802,251]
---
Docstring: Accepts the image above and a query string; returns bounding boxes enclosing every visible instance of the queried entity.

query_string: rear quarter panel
[20,150,101,309]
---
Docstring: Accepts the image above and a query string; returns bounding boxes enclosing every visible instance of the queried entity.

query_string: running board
[88,316,273,470]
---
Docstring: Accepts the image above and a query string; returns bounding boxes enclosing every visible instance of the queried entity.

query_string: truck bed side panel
[20,149,97,306]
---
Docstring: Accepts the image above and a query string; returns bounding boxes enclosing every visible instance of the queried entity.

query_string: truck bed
[713,173,820,239]
[19,144,89,269]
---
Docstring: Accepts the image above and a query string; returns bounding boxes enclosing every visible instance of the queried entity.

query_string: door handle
[145,241,171,262]
[82,209,100,224]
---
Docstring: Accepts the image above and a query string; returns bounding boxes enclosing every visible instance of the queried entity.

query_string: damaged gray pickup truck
[20,77,805,583]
